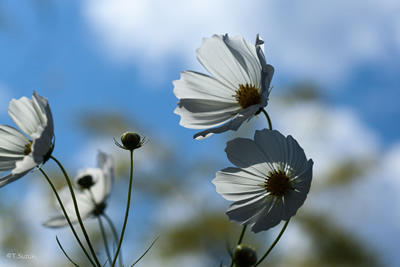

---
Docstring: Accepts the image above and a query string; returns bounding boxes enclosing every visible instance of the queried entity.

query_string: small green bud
[114,132,147,151]
[233,244,257,267]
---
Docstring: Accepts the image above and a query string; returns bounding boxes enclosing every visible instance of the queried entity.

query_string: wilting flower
[213,129,313,233]
[173,34,274,139]
[0,91,54,187]
[44,151,114,227]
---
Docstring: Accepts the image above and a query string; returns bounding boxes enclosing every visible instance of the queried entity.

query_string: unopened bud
[115,132,146,151]
[233,244,257,267]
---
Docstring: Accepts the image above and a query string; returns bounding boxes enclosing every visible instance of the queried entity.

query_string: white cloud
[82,0,400,87]
[267,100,380,187]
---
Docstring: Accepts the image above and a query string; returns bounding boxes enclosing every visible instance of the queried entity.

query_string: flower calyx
[114,132,147,151]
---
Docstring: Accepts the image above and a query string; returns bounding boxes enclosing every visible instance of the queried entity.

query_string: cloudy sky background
[0,0,400,266]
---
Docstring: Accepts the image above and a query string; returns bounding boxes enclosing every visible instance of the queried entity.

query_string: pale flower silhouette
[44,151,114,227]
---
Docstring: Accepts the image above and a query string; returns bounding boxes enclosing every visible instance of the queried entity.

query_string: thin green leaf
[56,236,79,267]
[131,236,160,266]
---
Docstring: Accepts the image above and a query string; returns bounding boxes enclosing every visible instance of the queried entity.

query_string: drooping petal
[176,99,240,129]
[0,171,30,187]
[194,105,260,140]
[43,188,94,227]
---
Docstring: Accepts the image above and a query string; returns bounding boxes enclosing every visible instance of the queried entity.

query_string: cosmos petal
[213,167,265,201]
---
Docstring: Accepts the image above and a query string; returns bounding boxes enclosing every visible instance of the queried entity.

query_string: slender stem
[97,216,112,266]
[39,168,95,266]
[103,213,122,266]
[56,236,79,267]
[254,219,290,267]
[51,155,102,267]
[112,150,134,267]
[87,189,112,266]
[229,225,247,267]
[103,213,120,248]
[261,108,273,130]
[131,237,159,266]
[236,225,247,245]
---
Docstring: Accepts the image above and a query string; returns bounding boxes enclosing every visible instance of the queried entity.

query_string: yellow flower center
[235,83,261,109]
[24,141,33,155]
[265,169,290,196]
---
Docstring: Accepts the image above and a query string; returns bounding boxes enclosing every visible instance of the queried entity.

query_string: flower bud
[115,132,146,151]
[233,244,257,267]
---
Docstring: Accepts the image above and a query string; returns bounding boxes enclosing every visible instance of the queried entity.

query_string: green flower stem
[103,213,123,267]
[261,108,273,130]
[254,219,290,267]
[39,168,95,266]
[51,155,101,267]
[230,225,247,267]
[97,215,112,266]
[87,189,112,266]
[112,149,135,267]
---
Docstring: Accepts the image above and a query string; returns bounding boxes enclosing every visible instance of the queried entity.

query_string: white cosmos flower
[173,34,275,140]
[0,91,54,187]
[213,129,313,233]
[44,151,114,227]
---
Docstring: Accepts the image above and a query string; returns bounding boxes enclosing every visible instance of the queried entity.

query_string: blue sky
[1,0,400,266]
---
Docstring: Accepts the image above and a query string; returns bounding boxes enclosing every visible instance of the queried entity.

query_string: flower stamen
[24,141,33,155]
[265,169,290,196]
[235,83,261,109]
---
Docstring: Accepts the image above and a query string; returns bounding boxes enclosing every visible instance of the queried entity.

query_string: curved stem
[254,219,290,267]
[39,168,95,266]
[112,150,134,267]
[51,155,101,267]
[98,216,112,266]
[261,108,273,130]
[88,189,112,266]
[103,213,123,267]
[229,225,247,267]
